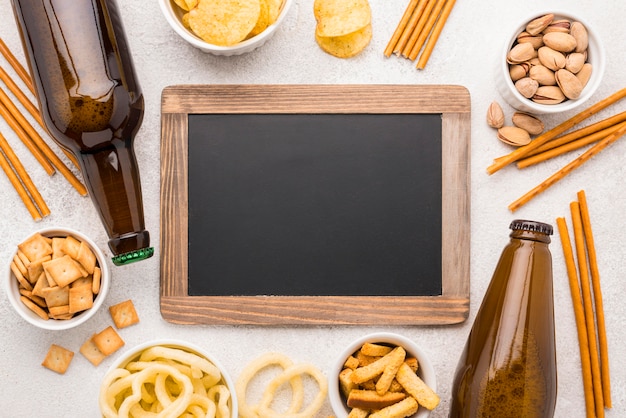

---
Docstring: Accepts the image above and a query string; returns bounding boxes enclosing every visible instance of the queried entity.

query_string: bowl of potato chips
[6,227,110,331]
[159,0,293,55]
[99,339,237,417]
[329,332,439,418]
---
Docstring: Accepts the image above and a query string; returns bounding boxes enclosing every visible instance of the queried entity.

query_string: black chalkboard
[187,113,442,296]
[160,84,470,325]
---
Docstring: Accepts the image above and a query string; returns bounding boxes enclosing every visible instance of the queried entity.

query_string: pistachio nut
[497,126,531,146]
[528,57,541,66]
[555,69,583,99]
[509,65,526,82]
[576,63,593,88]
[507,42,537,64]
[526,13,554,36]
[565,52,586,74]
[570,21,589,53]
[517,31,544,49]
[515,77,539,98]
[487,101,505,129]
[542,19,570,34]
[529,65,556,86]
[538,46,566,71]
[512,112,544,136]
[542,32,577,53]
[532,85,566,105]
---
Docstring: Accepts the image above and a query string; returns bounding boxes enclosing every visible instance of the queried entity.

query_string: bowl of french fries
[99,339,238,417]
[159,0,293,56]
[6,227,110,331]
[330,332,439,418]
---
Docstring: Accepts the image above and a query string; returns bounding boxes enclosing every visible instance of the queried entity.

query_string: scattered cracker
[79,336,107,367]
[109,299,140,329]
[92,326,125,356]
[42,344,74,374]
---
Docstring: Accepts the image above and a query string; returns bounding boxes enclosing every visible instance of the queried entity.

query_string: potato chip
[189,0,261,46]
[248,0,271,38]
[314,0,371,38]
[316,24,372,58]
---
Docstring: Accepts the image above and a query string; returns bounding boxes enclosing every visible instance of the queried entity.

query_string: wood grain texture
[160,84,471,325]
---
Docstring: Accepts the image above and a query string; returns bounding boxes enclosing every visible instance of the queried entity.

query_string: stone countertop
[0,0,624,416]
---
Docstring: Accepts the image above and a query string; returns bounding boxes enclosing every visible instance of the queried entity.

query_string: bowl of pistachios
[496,11,605,114]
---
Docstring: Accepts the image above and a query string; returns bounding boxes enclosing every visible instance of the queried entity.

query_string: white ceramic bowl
[496,10,605,114]
[329,332,437,418]
[158,0,293,56]
[6,227,110,330]
[100,339,238,417]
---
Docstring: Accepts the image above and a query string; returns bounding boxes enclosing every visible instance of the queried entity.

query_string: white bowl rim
[102,338,239,418]
[328,332,437,418]
[5,227,110,330]
[158,0,293,54]
[500,9,606,114]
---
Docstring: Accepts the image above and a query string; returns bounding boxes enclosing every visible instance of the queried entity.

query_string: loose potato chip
[316,24,372,58]
[189,0,261,46]
[314,0,371,38]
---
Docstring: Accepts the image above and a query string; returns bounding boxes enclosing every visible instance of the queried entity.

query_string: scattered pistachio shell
[497,126,531,146]
[487,101,505,129]
[512,112,544,135]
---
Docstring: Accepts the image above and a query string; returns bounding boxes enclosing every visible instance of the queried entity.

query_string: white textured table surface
[1,0,625,417]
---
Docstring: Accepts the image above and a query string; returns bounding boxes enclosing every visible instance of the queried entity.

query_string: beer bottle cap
[509,219,553,235]
[112,247,155,266]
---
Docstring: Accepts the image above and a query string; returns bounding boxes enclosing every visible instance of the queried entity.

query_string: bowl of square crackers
[329,332,439,418]
[6,227,110,330]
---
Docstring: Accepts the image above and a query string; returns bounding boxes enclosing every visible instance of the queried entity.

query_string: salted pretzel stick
[0,38,34,94]
[508,120,626,212]
[577,190,612,408]
[393,0,428,55]
[517,121,626,169]
[0,140,41,219]
[488,87,626,175]
[0,88,86,195]
[0,100,54,175]
[571,201,605,418]
[416,0,456,69]
[0,131,49,217]
[405,0,442,59]
[556,217,595,418]
[384,0,420,57]
[399,0,433,58]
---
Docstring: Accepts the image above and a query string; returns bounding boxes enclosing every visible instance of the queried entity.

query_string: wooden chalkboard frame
[160,84,470,325]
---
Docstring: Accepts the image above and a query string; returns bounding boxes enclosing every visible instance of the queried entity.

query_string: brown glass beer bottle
[449,220,557,417]
[12,0,153,265]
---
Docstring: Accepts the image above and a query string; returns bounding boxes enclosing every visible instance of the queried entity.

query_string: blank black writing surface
[187,113,443,296]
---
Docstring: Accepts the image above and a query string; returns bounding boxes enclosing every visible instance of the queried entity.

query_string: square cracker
[109,299,140,329]
[76,241,97,274]
[43,255,85,288]
[80,336,107,366]
[92,326,125,356]
[69,285,94,314]
[42,344,74,374]
[18,233,53,262]
[42,286,70,308]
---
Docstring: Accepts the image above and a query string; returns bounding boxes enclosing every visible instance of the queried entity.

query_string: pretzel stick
[571,201,605,418]
[526,111,626,158]
[0,38,34,94]
[0,100,54,175]
[556,217,595,418]
[384,0,420,57]
[508,122,626,212]
[0,141,41,220]
[0,88,86,195]
[393,0,429,55]
[516,121,626,169]
[406,0,444,59]
[577,190,612,409]
[488,87,626,175]
[416,0,456,69]
[401,0,435,58]
[0,131,49,217]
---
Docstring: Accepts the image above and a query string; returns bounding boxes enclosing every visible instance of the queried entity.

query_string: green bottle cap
[112,247,154,266]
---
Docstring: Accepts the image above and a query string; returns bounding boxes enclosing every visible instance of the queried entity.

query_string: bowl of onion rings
[329,332,439,418]
[99,339,237,418]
